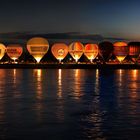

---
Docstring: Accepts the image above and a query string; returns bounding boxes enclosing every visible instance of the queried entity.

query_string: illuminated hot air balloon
[114,42,128,63]
[27,37,49,63]
[0,43,6,60]
[128,42,140,63]
[6,44,23,62]
[69,42,84,63]
[51,43,68,63]
[99,41,114,63]
[84,44,98,63]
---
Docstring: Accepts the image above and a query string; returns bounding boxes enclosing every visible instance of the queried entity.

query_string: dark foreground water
[0,69,140,140]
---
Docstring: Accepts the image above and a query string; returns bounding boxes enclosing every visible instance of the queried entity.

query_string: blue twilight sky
[0,0,140,40]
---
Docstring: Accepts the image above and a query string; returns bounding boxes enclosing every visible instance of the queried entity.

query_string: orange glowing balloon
[84,44,98,62]
[0,43,6,60]
[51,43,68,62]
[69,42,84,62]
[113,42,128,63]
[27,37,49,63]
[6,44,23,61]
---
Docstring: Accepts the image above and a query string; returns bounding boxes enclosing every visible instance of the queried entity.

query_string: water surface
[0,69,140,139]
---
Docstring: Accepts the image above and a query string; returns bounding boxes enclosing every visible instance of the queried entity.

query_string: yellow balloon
[84,44,98,62]
[6,44,23,61]
[27,37,49,63]
[51,43,68,62]
[69,42,84,62]
[0,43,6,60]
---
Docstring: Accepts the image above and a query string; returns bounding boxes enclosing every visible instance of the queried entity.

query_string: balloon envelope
[0,43,6,60]
[27,37,49,63]
[84,44,98,62]
[6,44,23,60]
[128,42,140,62]
[69,42,84,62]
[99,41,114,62]
[114,42,128,62]
[51,43,68,62]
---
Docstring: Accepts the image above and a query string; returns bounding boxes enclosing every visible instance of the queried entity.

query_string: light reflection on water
[0,69,140,139]
[57,69,62,99]
[56,69,64,122]
[73,69,84,100]
[33,69,43,100]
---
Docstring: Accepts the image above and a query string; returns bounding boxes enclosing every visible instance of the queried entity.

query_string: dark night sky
[0,0,140,40]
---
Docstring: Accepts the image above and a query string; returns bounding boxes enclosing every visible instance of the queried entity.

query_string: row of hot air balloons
[27,37,98,63]
[0,37,140,63]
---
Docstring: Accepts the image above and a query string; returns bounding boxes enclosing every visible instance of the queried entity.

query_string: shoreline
[0,63,140,69]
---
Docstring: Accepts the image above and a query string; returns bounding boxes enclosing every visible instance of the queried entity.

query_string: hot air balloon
[51,43,68,63]
[98,41,114,63]
[27,37,49,63]
[6,44,23,62]
[84,44,98,63]
[128,42,140,63]
[0,43,6,61]
[114,42,128,63]
[69,42,84,63]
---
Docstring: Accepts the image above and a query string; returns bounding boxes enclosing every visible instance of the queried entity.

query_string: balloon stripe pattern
[69,42,84,62]
[114,42,128,63]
